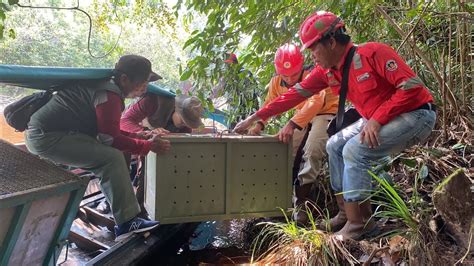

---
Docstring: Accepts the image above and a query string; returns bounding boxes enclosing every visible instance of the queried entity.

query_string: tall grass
[250,207,357,265]
[369,170,418,233]
[369,166,438,264]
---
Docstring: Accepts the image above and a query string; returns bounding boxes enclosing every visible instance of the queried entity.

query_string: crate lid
[161,133,281,143]
[0,139,87,197]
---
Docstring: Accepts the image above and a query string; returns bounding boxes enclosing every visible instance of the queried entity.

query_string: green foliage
[0,1,15,39]
[174,0,387,119]
[0,0,474,131]
[0,0,471,128]
[176,1,316,111]
[177,0,472,131]
[214,63,260,126]
[0,0,188,102]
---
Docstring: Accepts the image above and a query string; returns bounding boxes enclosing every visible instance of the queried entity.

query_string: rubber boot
[334,201,376,240]
[293,183,314,225]
[320,195,347,232]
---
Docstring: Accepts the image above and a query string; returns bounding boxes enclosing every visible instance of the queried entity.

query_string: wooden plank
[68,230,110,252]
[83,177,101,199]
[82,206,115,233]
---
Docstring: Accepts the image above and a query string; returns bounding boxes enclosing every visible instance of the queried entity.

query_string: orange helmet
[299,11,345,50]
[274,43,304,76]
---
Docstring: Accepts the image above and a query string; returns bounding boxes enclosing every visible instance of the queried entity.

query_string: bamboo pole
[446,0,452,140]
[441,47,447,140]
[458,12,467,109]
[458,21,466,110]
[470,22,473,109]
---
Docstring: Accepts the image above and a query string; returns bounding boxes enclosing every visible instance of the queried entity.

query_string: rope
[16,0,122,59]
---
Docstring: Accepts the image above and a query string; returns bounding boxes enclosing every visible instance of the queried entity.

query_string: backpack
[3,90,54,132]
[327,107,361,137]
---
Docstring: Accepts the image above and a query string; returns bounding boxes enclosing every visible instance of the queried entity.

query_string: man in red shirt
[235,11,436,240]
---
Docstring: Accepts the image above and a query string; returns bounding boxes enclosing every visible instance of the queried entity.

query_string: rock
[432,169,473,252]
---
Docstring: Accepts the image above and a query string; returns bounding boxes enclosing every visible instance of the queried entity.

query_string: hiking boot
[293,183,315,225]
[114,217,160,241]
[334,200,377,241]
[320,194,346,232]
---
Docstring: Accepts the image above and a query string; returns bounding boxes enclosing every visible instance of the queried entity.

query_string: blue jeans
[326,109,436,202]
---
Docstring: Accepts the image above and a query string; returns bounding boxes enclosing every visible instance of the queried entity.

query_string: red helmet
[274,43,304,76]
[299,11,345,50]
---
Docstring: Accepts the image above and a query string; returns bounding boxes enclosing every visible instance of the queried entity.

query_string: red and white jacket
[256,42,433,125]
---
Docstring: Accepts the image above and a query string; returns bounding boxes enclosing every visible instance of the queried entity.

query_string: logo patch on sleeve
[386,60,398,71]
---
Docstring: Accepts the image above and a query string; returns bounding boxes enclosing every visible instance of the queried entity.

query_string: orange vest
[263,70,338,128]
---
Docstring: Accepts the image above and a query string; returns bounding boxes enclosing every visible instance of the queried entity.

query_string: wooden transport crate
[145,134,292,224]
